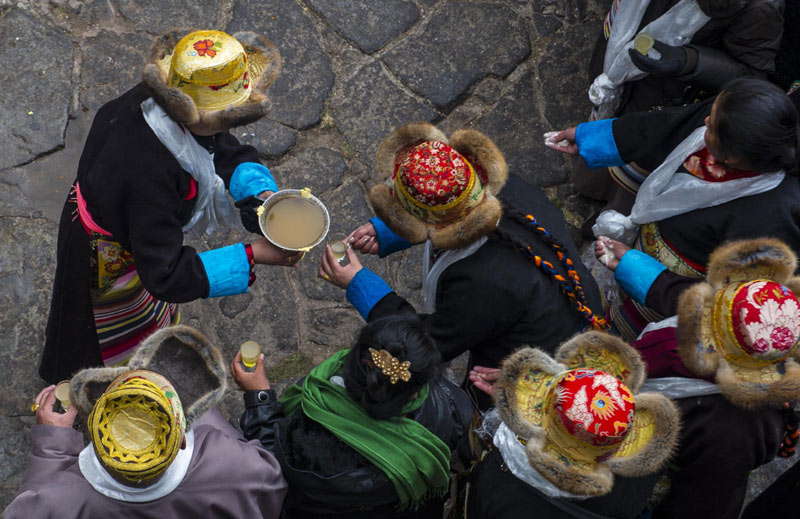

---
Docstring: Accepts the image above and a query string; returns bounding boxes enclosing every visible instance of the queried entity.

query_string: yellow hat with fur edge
[677,238,800,409]
[88,370,186,486]
[143,28,281,128]
[369,123,508,250]
[494,332,680,496]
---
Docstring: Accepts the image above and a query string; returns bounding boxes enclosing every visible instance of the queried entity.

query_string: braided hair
[490,204,608,331]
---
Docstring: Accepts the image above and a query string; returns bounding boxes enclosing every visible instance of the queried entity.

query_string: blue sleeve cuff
[230,162,278,201]
[615,249,668,305]
[198,243,251,298]
[576,119,623,169]
[370,217,413,258]
[346,268,394,320]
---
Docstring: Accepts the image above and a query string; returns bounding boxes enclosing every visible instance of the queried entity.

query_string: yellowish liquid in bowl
[263,197,326,249]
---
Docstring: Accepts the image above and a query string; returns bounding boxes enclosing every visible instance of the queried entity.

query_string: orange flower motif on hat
[731,281,800,359]
[554,369,635,449]
[193,39,220,58]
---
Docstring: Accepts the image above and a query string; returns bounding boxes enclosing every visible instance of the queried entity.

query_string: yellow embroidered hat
[677,238,800,409]
[143,29,281,127]
[88,370,186,485]
[495,332,680,496]
[369,123,508,250]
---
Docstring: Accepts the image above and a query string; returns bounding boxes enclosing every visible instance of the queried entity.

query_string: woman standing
[41,29,302,383]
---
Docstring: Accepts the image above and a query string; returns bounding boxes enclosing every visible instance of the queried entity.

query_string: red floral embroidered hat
[677,238,800,409]
[143,29,281,128]
[495,332,680,496]
[370,123,508,250]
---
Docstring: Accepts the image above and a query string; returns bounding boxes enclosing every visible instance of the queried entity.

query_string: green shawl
[279,349,451,507]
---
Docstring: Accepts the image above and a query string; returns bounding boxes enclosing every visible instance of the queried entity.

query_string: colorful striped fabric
[603,0,623,39]
[93,265,179,367]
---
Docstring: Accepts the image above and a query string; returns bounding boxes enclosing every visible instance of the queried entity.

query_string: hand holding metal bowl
[257,189,330,252]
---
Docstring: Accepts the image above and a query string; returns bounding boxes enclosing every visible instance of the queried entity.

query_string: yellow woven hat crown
[88,370,186,485]
[159,30,266,111]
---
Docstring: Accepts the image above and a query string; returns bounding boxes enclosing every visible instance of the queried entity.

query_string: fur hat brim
[554,331,646,393]
[495,347,565,440]
[607,392,680,476]
[142,28,281,129]
[369,122,508,250]
[526,435,615,496]
[676,282,720,378]
[70,325,227,426]
[716,358,800,409]
[706,238,797,288]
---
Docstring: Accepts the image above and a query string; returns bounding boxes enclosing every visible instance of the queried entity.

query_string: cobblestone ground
[0,0,792,511]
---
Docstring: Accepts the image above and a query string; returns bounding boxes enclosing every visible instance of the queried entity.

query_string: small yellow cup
[54,381,71,412]
[634,33,654,55]
[240,341,261,370]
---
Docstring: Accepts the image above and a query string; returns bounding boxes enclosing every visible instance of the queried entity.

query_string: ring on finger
[323,273,330,281]
[30,403,40,413]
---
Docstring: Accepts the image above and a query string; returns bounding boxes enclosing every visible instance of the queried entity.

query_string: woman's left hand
[469,366,501,397]
[251,237,304,267]
[319,245,363,289]
[544,127,578,155]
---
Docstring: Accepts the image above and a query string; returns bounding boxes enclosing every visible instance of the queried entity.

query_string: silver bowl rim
[258,189,330,251]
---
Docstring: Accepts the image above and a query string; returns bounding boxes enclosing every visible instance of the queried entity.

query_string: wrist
[244,388,276,407]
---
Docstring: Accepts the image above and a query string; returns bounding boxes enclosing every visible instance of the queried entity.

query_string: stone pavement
[0,0,791,511]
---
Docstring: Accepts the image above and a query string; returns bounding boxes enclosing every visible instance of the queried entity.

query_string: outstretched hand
[348,222,379,255]
[251,237,304,267]
[628,40,688,78]
[319,245,363,289]
[544,128,578,155]
[34,385,78,428]
[595,235,631,272]
[231,351,271,392]
[469,366,502,397]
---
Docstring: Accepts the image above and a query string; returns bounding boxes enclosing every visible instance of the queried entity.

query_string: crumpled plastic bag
[591,210,639,245]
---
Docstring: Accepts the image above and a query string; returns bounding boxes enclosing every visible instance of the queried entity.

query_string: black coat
[41,84,260,383]
[589,0,785,113]
[368,174,603,409]
[239,377,475,519]
[609,97,800,314]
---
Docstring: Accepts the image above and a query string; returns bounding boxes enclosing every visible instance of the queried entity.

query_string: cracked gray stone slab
[474,71,569,186]
[0,416,34,507]
[0,216,58,416]
[307,307,364,349]
[115,0,220,33]
[183,229,300,353]
[272,148,346,194]
[306,0,420,54]
[79,31,148,111]
[0,8,72,170]
[228,0,334,130]
[536,21,597,129]
[232,118,297,159]
[334,60,437,164]
[382,3,530,108]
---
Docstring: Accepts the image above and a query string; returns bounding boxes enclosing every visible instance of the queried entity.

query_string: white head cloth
[140,98,241,236]
[78,430,195,503]
[589,0,710,118]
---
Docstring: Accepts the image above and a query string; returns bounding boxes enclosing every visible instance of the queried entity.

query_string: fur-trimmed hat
[677,238,800,409]
[142,28,281,129]
[369,123,508,250]
[69,325,228,426]
[495,332,680,496]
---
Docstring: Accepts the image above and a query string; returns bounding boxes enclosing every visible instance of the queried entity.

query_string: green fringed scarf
[279,349,451,507]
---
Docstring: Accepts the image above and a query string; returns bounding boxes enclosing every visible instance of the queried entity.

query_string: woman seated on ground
[548,76,800,341]
[319,123,604,410]
[231,315,475,519]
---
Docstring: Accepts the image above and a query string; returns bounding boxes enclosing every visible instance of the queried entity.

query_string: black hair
[714,77,800,175]
[343,315,441,420]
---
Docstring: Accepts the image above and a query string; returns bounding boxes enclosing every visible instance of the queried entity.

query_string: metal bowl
[258,189,330,251]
